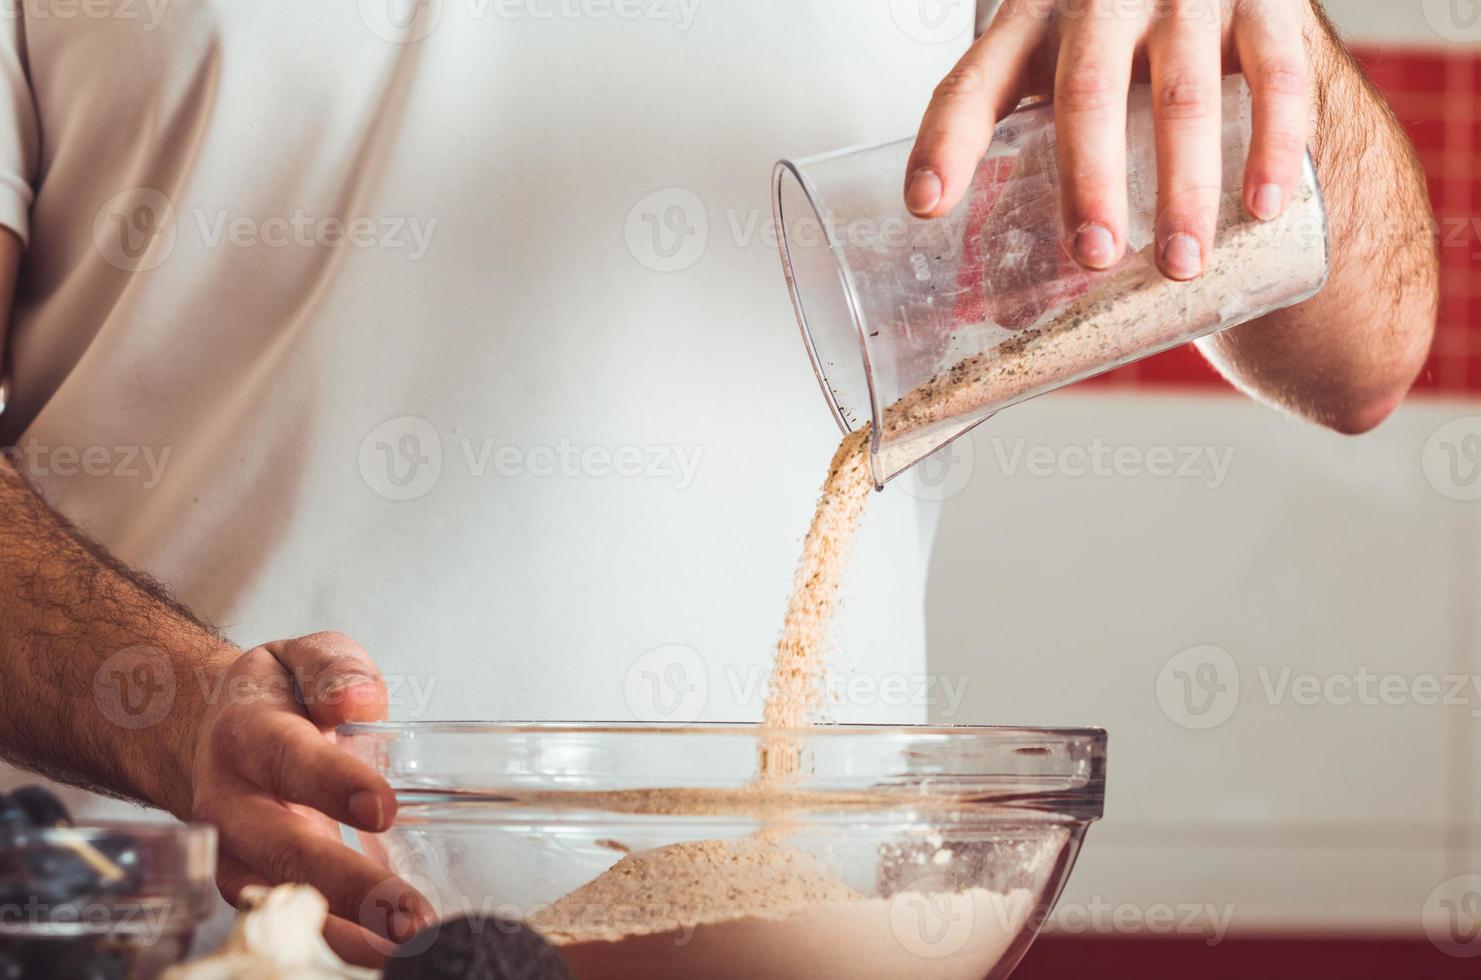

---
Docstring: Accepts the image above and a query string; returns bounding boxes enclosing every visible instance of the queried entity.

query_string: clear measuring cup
[773,74,1330,489]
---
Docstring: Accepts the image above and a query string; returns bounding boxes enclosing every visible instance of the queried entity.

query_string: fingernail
[321,674,376,704]
[410,904,436,931]
[906,170,942,215]
[349,790,386,831]
[1252,183,1283,220]
[1072,223,1116,269]
[1160,232,1203,280]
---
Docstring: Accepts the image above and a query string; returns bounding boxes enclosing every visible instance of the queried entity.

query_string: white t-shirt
[0,2,972,818]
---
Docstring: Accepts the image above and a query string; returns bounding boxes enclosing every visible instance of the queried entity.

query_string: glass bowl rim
[5,822,217,847]
[338,722,1107,823]
[339,721,1107,739]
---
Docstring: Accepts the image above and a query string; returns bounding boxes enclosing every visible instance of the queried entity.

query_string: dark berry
[9,788,70,829]
[0,797,32,846]
[13,938,62,977]
[384,916,573,980]
[55,944,127,980]
[20,845,99,905]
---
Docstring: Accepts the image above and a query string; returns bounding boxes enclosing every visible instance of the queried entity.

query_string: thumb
[265,631,389,729]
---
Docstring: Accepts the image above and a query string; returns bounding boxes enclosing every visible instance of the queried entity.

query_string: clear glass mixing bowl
[339,722,1106,980]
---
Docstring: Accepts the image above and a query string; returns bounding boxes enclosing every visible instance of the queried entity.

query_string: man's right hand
[186,631,433,963]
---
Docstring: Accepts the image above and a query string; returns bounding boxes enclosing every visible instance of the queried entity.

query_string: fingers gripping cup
[773,74,1331,489]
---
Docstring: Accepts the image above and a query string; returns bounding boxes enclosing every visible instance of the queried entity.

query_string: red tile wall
[1015,936,1479,980]
[1094,45,1477,395]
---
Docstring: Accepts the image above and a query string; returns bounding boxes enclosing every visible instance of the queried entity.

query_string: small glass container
[0,822,217,979]
[773,74,1330,488]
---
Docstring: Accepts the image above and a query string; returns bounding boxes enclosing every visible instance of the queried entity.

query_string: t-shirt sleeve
[0,16,37,246]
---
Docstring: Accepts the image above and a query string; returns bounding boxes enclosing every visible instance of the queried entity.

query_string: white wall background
[923,391,1481,935]
[1323,0,1456,45]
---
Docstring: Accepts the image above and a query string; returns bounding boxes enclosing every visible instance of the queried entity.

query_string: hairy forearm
[0,458,237,817]
[1197,3,1438,433]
